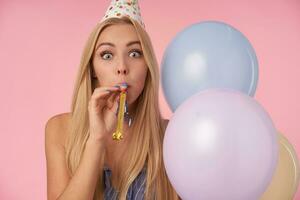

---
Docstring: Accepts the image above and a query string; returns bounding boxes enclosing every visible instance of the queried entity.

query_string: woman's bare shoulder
[45,112,71,149]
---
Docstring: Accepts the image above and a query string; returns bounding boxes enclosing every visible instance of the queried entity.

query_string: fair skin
[45,23,149,200]
[91,23,148,184]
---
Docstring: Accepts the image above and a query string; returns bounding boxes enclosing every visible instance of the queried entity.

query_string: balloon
[163,88,278,200]
[260,132,300,200]
[161,21,258,112]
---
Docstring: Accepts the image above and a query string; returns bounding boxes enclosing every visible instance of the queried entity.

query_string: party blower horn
[112,83,128,141]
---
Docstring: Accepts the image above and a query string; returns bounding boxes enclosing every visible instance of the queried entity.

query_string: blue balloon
[161,21,259,112]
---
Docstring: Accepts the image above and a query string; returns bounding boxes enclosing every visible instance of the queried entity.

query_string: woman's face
[92,23,148,108]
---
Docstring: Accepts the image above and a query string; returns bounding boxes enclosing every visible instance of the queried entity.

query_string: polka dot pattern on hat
[100,0,145,28]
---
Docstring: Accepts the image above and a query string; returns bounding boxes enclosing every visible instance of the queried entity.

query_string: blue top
[103,165,147,200]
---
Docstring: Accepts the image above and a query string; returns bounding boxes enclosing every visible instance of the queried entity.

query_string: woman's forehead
[98,24,139,44]
[95,39,141,52]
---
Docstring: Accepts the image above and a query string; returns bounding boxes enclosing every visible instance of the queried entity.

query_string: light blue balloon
[161,21,259,112]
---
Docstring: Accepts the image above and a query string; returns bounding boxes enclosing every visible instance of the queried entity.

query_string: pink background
[0,0,299,199]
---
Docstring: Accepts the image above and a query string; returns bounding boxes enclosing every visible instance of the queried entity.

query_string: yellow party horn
[112,83,128,141]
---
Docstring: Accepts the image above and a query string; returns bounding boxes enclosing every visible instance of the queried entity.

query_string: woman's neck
[104,128,130,171]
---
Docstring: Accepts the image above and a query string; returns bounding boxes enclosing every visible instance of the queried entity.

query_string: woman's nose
[116,57,129,75]
[117,68,128,75]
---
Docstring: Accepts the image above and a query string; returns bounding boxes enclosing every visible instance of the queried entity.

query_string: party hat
[100,0,145,29]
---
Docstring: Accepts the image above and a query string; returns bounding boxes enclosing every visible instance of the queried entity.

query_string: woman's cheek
[127,87,140,104]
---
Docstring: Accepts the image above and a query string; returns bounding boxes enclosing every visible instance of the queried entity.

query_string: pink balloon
[163,88,278,200]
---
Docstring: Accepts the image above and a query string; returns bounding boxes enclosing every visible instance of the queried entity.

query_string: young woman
[45,1,181,199]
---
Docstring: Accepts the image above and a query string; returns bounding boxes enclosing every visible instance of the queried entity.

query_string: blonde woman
[45,1,181,200]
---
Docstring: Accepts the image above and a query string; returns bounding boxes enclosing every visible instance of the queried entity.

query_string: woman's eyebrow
[126,41,141,47]
[96,40,141,50]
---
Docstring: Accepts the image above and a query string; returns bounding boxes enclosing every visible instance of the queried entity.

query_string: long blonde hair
[65,17,180,200]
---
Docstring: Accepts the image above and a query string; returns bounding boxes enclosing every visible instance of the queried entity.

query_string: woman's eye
[100,52,113,60]
[129,50,143,58]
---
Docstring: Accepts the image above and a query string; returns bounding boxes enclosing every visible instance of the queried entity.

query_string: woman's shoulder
[45,112,71,149]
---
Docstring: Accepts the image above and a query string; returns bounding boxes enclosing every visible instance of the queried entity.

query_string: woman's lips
[117,82,130,89]
[115,83,130,92]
